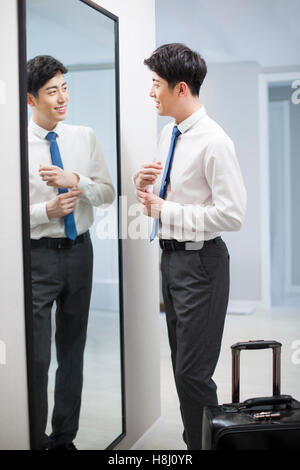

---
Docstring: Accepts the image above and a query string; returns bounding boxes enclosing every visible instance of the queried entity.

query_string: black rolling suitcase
[202,340,300,450]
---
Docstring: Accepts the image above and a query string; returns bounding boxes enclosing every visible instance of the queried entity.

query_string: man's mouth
[55,106,66,114]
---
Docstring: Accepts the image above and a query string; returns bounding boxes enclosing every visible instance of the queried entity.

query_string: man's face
[149,72,178,117]
[28,71,69,127]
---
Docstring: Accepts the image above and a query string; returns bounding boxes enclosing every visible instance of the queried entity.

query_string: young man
[27,55,115,450]
[134,43,246,450]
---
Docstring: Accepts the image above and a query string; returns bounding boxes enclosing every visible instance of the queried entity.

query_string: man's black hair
[27,55,68,97]
[144,43,207,96]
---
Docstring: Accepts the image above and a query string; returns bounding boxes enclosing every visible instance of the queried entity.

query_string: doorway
[260,72,300,309]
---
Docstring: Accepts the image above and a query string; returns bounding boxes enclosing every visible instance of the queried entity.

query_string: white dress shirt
[154,106,247,241]
[28,119,115,239]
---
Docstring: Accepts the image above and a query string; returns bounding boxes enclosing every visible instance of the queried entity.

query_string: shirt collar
[176,106,206,134]
[29,118,61,139]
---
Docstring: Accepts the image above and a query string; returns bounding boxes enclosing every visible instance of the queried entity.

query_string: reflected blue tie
[45,132,78,240]
[150,125,181,242]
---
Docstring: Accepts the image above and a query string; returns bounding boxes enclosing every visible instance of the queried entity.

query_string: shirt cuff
[32,202,49,225]
[76,173,91,190]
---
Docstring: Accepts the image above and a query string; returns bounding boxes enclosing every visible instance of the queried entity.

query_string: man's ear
[178,81,188,97]
[27,92,36,107]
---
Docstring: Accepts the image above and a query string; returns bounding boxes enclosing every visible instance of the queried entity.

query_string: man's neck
[32,114,58,131]
[174,101,202,125]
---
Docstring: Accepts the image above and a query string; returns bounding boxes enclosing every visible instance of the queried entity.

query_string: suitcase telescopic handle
[231,340,282,403]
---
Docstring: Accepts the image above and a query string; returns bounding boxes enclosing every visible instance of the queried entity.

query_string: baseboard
[130,417,163,450]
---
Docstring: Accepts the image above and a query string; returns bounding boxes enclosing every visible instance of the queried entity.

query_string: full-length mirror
[19,0,124,450]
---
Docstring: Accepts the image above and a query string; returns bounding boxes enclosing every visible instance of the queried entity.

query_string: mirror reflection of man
[27,55,115,450]
[134,43,246,450]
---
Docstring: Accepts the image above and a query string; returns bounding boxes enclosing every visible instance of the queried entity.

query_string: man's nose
[57,92,65,102]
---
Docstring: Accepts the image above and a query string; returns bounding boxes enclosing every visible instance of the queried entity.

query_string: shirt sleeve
[76,129,116,207]
[160,136,247,234]
[30,202,49,228]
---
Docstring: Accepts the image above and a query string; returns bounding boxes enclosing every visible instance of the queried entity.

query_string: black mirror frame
[17,0,126,450]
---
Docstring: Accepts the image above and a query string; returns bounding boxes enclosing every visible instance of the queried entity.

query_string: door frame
[259,71,300,308]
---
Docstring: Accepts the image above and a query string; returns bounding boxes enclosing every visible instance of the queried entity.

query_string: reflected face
[28,71,69,128]
[150,72,177,117]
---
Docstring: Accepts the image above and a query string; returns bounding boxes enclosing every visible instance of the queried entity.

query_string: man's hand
[39,165,79,189]
[46,190,81,219]
[137,189,164,218]
[134,162,163,190]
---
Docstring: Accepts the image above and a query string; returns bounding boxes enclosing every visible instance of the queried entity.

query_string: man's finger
[141,168,162,174]
[140,172,161,179]
[139,177,157,185]
[138,189,153,199]
[61,198,77,207]
[62,204,76,211]
[39,165,58,170]
[58,190,81,199]
[69,190,81,196]
[140,168,162,176]
[141,162,163,170]
[40,171,58,177]
[44,177,57,183]
[137,195,146,204]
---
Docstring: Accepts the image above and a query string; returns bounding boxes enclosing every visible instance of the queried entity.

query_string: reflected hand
[137,188,164,218]
[134,161,163,190]
[39,164,79,189]
[46,190,81,219]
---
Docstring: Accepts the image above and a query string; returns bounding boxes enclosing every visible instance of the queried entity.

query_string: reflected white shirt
[28,119,115,239]
[154,106,247,241]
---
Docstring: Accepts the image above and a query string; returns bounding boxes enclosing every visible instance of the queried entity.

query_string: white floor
[138,306,300,450]
[46,305,300,450]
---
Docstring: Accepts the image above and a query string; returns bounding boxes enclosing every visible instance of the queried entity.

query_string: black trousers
[30,235,93,449]
[161,237,230,450]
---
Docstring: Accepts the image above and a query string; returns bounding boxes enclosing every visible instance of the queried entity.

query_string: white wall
[93,0,161,449]
[155,0,300,67]
[0,0,30,450]
[0,0,160,450]
[201,62,262,302]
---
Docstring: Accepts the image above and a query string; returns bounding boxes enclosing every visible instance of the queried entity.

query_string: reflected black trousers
[161,237,230,450]
[30,237,93,450]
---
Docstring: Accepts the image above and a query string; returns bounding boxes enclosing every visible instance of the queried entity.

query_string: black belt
[30,231,90,249]
[159,237,221,251]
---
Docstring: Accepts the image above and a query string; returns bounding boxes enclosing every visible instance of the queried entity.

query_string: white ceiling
[156,0,300,66]
[26,0,115,65]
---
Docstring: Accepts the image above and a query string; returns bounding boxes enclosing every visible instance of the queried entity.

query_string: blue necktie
[45,132,78,240]
[150,125,181,242]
